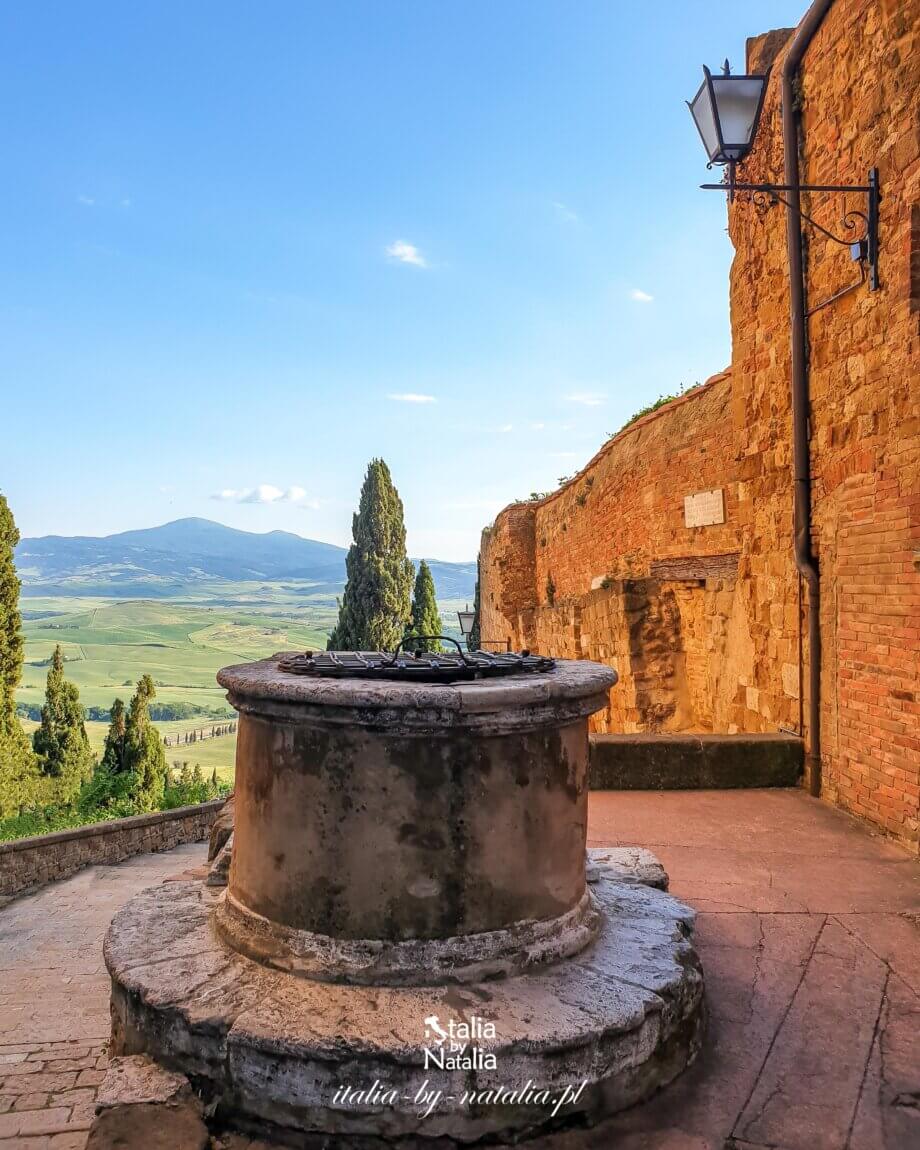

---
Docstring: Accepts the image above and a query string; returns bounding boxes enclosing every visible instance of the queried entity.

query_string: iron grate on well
[277,637,554,683]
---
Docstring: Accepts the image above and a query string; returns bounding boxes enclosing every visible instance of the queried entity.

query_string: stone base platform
[104,850,704,1143]
[589,733,804,790]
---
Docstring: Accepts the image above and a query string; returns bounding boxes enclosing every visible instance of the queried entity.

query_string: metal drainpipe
[782,0,835,796]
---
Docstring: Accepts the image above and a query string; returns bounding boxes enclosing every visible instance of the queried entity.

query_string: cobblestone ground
[1,796,919,1150]
[0,844,204,1148]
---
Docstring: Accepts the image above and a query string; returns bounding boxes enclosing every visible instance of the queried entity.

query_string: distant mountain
[16,518,477,600]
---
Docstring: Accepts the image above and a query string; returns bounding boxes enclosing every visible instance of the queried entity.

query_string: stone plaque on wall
[684,489,725,528]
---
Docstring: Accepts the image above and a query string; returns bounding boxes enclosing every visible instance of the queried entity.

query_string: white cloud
[77,195,95,207]
[630,288,654,302]
[387,393,436,404]
[552,200,579,224]
[529,422,546,431]
[564,392,606,407]
[386,240,427,268]
[211,484,316,506]
[242,485,285,504]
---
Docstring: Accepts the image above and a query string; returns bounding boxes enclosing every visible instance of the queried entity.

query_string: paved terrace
[0,791,917,1150]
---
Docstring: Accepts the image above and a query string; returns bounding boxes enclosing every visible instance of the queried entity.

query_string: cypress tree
[101,698,127,772]
[32,645,94,804]
[0,494,39,816]
[328,459,414,651]
[123,674,167,811]
[468,558,481,652]
[0,496,24,732]
[405,560,442,652]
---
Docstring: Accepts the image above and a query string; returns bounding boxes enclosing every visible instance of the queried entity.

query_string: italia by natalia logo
[423,1014,498,1070]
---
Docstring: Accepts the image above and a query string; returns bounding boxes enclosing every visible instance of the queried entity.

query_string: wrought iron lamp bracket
[701,168,880,292]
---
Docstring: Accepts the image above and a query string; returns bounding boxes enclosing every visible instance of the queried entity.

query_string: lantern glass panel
[709,76,766,158]
[689,82,720,162]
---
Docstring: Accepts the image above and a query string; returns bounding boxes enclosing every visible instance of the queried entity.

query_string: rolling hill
[16,518,477,600]
[15,522,478,779]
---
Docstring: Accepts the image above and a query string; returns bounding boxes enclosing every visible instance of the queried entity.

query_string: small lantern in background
[457,604,475,640]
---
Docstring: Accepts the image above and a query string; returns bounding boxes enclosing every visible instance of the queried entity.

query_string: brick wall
[481,0,919,850]
[0,801,224,901]
[480,376,781,738]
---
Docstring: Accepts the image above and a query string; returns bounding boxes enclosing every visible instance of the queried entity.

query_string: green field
[17,586,468,783]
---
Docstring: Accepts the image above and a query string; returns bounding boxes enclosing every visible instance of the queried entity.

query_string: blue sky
[1,1,804,561]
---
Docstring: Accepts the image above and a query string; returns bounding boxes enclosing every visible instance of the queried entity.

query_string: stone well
[105,655,705,1142]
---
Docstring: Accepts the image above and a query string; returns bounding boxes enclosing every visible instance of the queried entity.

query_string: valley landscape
[14,518,476,781]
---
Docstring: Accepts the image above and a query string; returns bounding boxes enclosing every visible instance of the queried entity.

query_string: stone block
[589,733,804,790]
[87,1055,208,1150]
[206,834,233,888]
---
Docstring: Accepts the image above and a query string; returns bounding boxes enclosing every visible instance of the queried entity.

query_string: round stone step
[105,850,704,1142]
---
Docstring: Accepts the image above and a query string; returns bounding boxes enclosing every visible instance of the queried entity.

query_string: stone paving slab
[0,795,918,1149]
[0,844,204,1150]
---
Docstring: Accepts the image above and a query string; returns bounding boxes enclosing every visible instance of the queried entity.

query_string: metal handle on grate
[383,636,471,667]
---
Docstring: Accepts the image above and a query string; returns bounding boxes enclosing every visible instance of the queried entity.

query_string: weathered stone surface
[87,1055,208,1150]
[207,833,233,888]
[105,850,704,1141]
[589,733,803,791]
[217,655,616,739]
[214,884,601,986]
[96,1054,192,1109]
[208,796,235,862]
[219,657,616,981]
[87,1100,209,1149]
[586,847,668,890]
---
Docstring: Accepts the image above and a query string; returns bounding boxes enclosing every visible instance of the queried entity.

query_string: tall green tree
[468,557,481,653]
[100,698,127,773]
[405,560,442,652]
[328,459,414,651]
[0,495,23,731]
[123,674,167,811]
[32,645,94,803]
[0,494,39,816]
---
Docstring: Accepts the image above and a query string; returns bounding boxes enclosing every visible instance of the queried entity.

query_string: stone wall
[0,801,224,901]
[481,0,919,850]
[480,374,769,737]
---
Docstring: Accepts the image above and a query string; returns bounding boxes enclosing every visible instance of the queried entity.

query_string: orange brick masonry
[481,0,919,852]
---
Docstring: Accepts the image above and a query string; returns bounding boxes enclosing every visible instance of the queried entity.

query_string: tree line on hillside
[164,722,236,748]
[0,494,228,838]
[17,700,232,724]
[328,458,480,655]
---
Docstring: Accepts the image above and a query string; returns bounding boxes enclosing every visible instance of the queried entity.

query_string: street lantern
[457,604,475,639]
[688,59,879,292]
[687,60,768,169]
